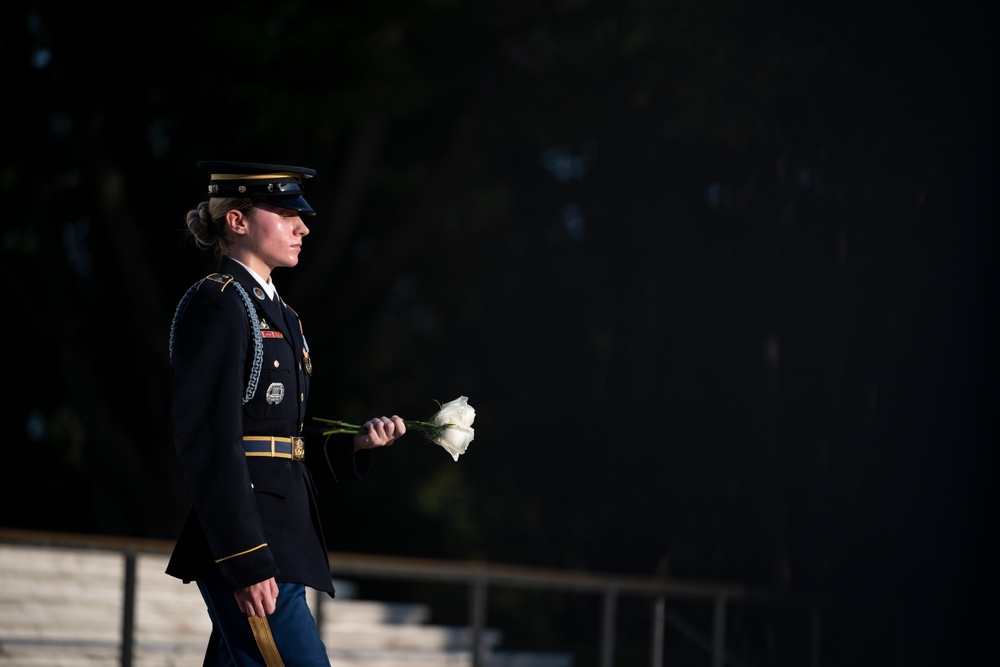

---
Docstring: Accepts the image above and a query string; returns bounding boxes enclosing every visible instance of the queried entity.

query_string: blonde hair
[184,197,255,256]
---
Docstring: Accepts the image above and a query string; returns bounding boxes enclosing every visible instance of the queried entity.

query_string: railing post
[810,606,821,667]
[710,591,726,667]
[600,586,618,667]
[121,550,137,667]
[650,595,665,667]
[469,576,488,667]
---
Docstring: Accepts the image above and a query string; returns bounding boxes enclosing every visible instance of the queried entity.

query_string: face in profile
[240,203,311,271]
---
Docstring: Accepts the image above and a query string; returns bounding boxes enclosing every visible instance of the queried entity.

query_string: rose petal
[433,396,476,430]
[433,424,475,461]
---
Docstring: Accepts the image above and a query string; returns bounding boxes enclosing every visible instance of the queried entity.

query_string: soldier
[166,161,406,666]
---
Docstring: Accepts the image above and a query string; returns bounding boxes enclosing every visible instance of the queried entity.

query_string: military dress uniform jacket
[166,256,371,595]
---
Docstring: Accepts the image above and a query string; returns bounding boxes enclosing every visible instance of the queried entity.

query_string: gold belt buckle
[291,437,305,461]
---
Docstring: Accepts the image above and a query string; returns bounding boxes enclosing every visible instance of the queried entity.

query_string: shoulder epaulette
[201,272,235,290]
[169,273,263,404]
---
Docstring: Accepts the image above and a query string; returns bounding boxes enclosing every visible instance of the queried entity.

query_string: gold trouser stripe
[247,615,286,667]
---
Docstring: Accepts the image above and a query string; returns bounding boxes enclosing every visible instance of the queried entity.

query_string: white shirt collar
[229,257,277,301]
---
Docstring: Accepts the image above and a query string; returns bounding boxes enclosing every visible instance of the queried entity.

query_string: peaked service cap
[198,160,317,215]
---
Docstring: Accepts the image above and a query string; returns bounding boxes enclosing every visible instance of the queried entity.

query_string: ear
[225,209,250,236]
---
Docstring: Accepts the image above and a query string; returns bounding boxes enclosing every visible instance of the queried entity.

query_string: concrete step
[0,542,572,667]
[0,640,481,667]
[323,622,500,652]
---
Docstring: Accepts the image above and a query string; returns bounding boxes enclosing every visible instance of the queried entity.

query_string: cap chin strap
[210,172,300,181]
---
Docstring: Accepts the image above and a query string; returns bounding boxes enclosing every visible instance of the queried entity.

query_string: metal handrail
[0,527,762,667]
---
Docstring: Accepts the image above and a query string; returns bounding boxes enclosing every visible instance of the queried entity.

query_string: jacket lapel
[218,257,293,341]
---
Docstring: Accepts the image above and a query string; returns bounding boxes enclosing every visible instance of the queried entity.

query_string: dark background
[1,1,996,665]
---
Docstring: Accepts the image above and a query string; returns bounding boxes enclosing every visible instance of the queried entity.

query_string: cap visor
[256,195,315,216]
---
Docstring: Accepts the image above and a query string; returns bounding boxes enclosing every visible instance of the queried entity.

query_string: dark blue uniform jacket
[165,257,370,595]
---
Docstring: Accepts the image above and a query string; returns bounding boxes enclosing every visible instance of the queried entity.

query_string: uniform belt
[242,436,305,461]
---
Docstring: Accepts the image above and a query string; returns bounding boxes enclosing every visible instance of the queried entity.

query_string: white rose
[433,396,476,429]
[431,396,476,461]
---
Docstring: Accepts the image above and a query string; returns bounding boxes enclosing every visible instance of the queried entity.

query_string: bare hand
[354,415,406,450]
[234,577,279,617]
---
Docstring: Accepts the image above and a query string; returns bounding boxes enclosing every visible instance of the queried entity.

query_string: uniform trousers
[196,579,331,667]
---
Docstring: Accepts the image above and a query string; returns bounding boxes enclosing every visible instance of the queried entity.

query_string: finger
[235,591,250,616]
[378,419,395,440]
[368,418,391,445]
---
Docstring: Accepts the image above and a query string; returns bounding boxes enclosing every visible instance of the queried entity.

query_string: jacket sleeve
[171,283,280,590]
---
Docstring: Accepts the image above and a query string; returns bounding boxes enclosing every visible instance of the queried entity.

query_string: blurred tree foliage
[1,0,995,662]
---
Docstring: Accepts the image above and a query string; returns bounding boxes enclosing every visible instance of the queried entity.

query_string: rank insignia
[265,382,285,405]
[205,273,234,288]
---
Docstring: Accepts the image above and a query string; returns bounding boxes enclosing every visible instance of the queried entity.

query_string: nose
[297,218,310,236]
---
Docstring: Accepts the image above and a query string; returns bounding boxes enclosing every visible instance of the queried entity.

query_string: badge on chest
[265,383,285,405]
[260,320,284,338]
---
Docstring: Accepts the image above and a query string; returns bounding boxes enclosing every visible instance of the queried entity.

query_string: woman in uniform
[166,160,405,666]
